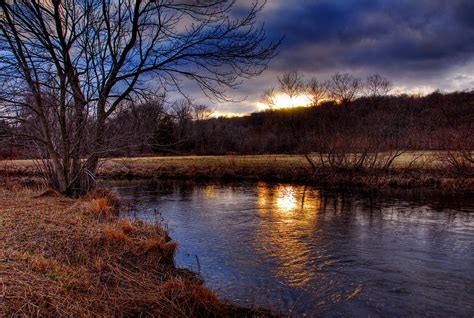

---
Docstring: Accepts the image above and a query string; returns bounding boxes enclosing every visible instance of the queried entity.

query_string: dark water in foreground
[108,180,474,317]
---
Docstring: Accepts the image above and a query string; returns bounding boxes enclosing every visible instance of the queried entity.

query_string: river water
[108,180,474,317]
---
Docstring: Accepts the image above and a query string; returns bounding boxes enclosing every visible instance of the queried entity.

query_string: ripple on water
[109,180,474,316]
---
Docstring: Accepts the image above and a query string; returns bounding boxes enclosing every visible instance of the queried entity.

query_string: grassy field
[113,151,442,168]
[0,151,442,171]
[1,152,472,192]
[0,183,269,316]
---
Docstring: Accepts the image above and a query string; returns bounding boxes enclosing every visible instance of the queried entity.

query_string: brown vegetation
[101,154,473,193]
[2,153,473,193]
[0,182,271,317]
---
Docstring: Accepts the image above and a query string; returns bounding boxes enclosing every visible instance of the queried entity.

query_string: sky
[188,0,474,116]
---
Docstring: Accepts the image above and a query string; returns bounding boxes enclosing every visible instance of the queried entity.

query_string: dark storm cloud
[186,0,474,113]
[262,0,474,75]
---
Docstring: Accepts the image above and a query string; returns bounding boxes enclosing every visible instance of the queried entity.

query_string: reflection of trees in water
[142,180,195,199]
[200,184,240,201]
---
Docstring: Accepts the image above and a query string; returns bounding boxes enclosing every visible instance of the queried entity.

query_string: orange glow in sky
[257,93,312,110]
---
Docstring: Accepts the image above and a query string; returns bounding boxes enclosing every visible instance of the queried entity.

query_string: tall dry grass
[0,182,270,317]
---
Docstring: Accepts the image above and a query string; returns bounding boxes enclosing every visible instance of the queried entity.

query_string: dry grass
[0,152,439,172]
[96,153,473,192]
[104,152,445,171]
[89,198,114,218]
[0,183,271,317]
[1,152,473,192]
[86,188,121,211]
[118,219,134,234]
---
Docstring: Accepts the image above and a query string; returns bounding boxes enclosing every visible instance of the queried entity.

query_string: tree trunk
[47,149,68,193]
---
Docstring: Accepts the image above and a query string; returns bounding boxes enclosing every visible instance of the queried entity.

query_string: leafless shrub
[436,131,474,174]
[278,70,306,101]
[365,74,392,97]
[306,78,329,106]
[328,73,363,104]
[437,150,473,174]
[261,88,278,109]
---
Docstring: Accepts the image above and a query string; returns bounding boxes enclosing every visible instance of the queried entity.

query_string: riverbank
[2,153,473,193]
[0,182,270,316]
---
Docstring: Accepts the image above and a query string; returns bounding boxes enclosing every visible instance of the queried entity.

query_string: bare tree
[193,104,211,121]
[278,70,305,104]
[105,96,167,156]
[328,73,362,104]
[306,78,329,106]
[0,0,278,195]
[365,74,392,97]
[261,87,278,109]
[170,99,201,145]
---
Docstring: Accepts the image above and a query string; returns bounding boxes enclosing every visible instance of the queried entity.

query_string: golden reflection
[203,184,237,201]
[257,184,269,209]
[275,186,298,213]
[202,184,217,199]
[255,183,324,286]
[259,184,321,215]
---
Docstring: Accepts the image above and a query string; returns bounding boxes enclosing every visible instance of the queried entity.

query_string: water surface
[109,180,474,317]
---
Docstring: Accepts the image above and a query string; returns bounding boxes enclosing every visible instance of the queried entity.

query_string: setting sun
[257,93,312,110]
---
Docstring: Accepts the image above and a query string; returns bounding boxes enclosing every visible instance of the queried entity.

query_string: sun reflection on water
[255,183,325,286]
[202,184,217,199]
[276,186,298,213]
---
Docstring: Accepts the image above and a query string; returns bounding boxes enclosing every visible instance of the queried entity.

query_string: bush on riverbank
[0,183,270,317]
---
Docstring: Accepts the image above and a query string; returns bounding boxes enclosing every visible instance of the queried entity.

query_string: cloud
[266,0,474,71]
[181,0,474,114]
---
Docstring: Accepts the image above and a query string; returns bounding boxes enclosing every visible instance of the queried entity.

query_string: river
[108,180,474,317]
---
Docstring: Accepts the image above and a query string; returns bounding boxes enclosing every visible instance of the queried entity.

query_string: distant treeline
[1,91,473,160]
[102,91,473,156]
[189,91,473,154]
